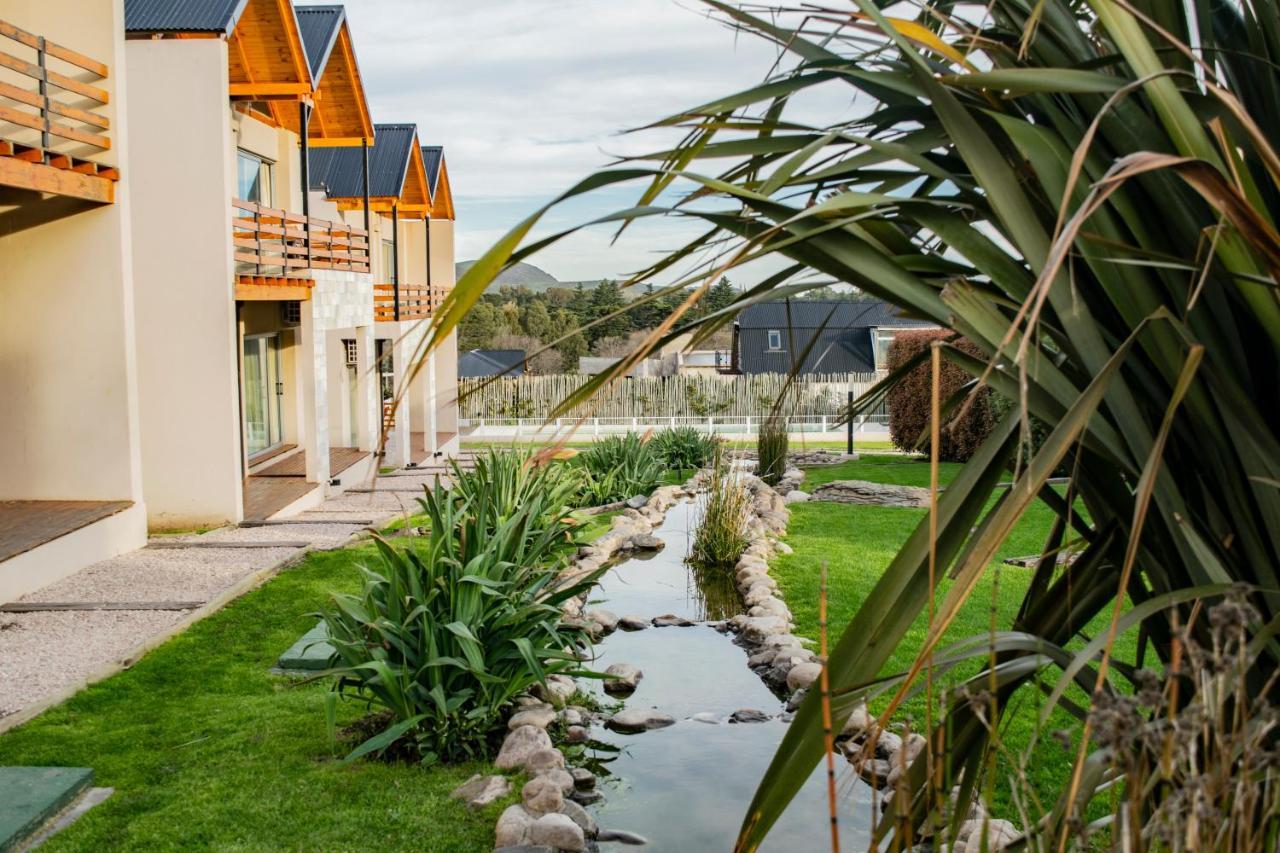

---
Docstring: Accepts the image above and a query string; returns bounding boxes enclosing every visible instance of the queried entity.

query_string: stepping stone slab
[617,615,649,631]
[0,766,93,851]
[605,708,676,733]
[651,614,694,628]
[274,620,334,672]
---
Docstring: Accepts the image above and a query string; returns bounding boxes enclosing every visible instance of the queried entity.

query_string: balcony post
[424,214,432,313]
[300,102,311,268]
[392,205,401,321]
[361,137,370,234]
[36,36,49,152]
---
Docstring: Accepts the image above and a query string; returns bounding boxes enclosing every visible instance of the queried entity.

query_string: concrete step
[0,766,93,851]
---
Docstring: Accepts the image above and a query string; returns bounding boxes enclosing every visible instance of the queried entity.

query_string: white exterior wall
[0,0,148,596]
[126,37,243,529]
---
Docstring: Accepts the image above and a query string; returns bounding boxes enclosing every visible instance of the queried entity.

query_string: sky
[340,0,792,285]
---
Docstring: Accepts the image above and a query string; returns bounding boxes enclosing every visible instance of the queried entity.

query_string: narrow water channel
[584,501,875,851]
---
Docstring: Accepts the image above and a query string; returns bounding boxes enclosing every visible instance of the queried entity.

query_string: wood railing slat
[0,20,109,77]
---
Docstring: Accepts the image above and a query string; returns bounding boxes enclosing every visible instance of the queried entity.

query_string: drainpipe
[392,204,400,321]
[361,137,370,234]
[299,102,311,266]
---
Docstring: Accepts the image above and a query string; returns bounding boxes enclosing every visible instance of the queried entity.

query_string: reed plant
[690,446,751,570]
[755,417,788,486]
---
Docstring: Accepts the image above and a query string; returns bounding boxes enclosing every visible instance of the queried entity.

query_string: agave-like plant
[575,433,664,505]
[410,0,1280,847]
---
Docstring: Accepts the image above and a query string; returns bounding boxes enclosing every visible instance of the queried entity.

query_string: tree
[704,276,738,315]
[587,279,631,342]
[458,300,505,350]
[521,301,553,342]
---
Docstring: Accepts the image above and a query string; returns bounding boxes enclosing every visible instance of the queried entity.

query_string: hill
[455,260,613,294]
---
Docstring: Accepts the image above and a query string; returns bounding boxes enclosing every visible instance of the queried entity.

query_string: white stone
[786,661,823,692]
[522,775,564,814]
[783,490,811,504]
[494,804,534,847]
[449,774,511,809]
[529,812,586,851]
[495,725,553,770]
[508,702,557,730]
[961,819,1020,852]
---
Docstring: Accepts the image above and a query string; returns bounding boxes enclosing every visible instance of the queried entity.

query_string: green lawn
[0,541,515,851]
[772,455,1130,819]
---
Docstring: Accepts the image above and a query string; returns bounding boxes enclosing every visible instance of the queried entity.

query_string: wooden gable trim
[401,138,430,209]
[226,0,312,135]
[307,23,373,144]
[430,160,455,220]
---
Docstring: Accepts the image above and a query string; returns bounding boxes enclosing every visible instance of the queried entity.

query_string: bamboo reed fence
[458,373,883,421]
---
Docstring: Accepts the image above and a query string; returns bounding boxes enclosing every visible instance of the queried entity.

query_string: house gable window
[767,329,782,351]
[236,150,273,206]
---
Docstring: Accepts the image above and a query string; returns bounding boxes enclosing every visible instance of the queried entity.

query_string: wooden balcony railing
[374,284,449,322]
[0,19,119,201]
[232,199,370,277]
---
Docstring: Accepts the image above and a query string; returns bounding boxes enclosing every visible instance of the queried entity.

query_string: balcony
[374,284,448,322]
[0,19,118,204]
[232,199,370,287]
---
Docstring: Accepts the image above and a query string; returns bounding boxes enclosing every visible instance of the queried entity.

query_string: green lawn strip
[0,542,514,851]
[772,456,1132,820]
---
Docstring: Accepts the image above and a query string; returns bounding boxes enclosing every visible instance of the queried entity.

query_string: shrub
[575,433,663,505]
[756,417,789,486]
[885,330,996,462]
[650,426,718,470]
[321,451,595,765]
[690,447,750,569]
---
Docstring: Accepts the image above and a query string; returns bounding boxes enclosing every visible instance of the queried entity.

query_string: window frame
[236,149,274,207]
[766,329,783,351]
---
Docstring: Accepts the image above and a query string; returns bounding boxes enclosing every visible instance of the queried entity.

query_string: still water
[583,501,875,851]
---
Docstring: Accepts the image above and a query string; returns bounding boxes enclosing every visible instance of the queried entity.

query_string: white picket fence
[457,372,884,421]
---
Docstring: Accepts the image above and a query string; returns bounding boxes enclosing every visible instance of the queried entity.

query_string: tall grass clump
[575,432,663,505]
[651,425,719,470]
[320,450,595,765]
[755,417,788,486]
[690,447,750,569]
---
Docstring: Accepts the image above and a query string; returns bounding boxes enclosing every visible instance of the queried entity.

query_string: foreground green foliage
[0,544,508,851]
[323,451,596,764]
[574,433,663,505]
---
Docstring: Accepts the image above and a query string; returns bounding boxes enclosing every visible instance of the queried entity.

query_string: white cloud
[340,0,837,283]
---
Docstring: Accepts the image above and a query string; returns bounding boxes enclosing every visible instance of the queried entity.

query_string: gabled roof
[125,0,249,34]
[737,300,937,330]
[460,350,525,379]
[310,124,431,215]
[421,145,456,220]
[296,5,375,145]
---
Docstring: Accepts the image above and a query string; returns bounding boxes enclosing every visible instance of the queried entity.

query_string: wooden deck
[242,447,370,521]
[0,500,133,564]
[409,433,459,465]
[254,447,367,478]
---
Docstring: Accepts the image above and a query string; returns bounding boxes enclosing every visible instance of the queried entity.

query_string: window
[381,240,396,282]
[874,329,896,369]
[767,329,782,351]
[237,150,273,205]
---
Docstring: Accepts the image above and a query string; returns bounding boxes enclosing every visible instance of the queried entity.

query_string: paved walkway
[0,455,472,729]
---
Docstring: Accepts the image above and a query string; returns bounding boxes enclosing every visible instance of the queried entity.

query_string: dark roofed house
[733,300,937,375]
[309,123,420,200]
[459,349,526,379]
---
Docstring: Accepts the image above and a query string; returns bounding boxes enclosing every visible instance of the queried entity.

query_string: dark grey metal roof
[459,350,525,378]
[295,5,345,81]
[125,0,249,34]
[309,124,417,199]
[737,326,877,375]
[737,300,936,330]
[421,146,443,201]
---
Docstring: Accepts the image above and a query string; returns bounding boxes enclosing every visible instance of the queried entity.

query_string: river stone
[496,725,553,770]
[902,732,927,763]
[533,674,576,707]
[529,812,586,852]
[449,774,511,809]
[742,585,777,607]
[495,804,536,847]
[603,663,643,694]
[786,689,807,712]
[522,775,564,814]
[842,703,873,735]
[854,757,894,784]
[747,649,777,667]
[509,702,557,730]
[524,748,566,775]
[617,615,649,631]
[606,708,676,733]
[570,789,604,805]
[585,609,620,634]
[961,819,1020,852]
[629,533,664,550]
[493,846,552,853]
[690,712,722,724]
[652,614,694,628]
[560,800,598,838]
[774,540,794,554]
[783,490,811,504]
[563,725,589,744]
[750,598,792,620]
[596,828,650,845]
[786,661,824,692]
[559,707,584,726]
[625,494,649,509]
[870,730,903,759]
[570,767,596,790]
[735,614,790,644]
[729,708,771,723]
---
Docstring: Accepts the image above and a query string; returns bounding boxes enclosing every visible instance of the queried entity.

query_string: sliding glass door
[243,333,284,458]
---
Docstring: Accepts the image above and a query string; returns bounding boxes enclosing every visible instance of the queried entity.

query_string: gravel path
[0,474,425,725]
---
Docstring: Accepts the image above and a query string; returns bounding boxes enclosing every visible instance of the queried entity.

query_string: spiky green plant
[651,425,720,470]
[575,433,663,505]
[321,451,595,765]
[408,0,1280,847]
[690,446,751,569]
[755,417,789,486]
